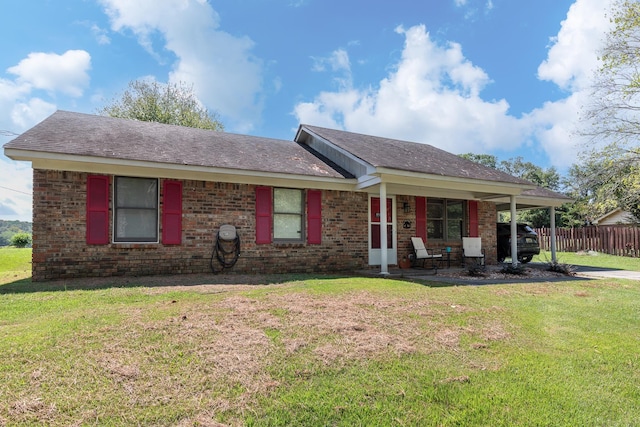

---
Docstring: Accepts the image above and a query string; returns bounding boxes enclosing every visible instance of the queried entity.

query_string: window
[114,177,158,242]
[273,188,303,240]
[427,198,464,240]
[256,187,321,244]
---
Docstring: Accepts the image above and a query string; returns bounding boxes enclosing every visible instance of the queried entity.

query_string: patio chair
[410,237,443,271]
[462,237,485,268]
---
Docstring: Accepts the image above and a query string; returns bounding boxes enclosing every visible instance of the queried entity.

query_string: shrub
[501,263,527,275]
[10,232,32,248]
[466,264,487,277]
[547,261,576,276]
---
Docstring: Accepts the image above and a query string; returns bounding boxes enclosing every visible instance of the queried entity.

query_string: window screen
[273,188,303,240]
[114,177,158,242]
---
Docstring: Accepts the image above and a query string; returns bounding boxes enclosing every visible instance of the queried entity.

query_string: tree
[579,0,640,220]
[458,153,498,169]
[99,80,224,131]
[10,232,32,248]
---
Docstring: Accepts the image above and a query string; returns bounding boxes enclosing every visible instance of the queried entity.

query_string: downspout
[550,206,557,263]
[510,196,518,267]
[379,182,389,275]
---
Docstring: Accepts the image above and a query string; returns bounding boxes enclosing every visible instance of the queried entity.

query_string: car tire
[519,255,533,263]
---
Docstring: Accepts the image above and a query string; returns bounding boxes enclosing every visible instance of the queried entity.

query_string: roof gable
[296,124,533,186]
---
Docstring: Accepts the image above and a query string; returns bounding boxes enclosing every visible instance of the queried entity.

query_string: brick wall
[477,201,498,264]
[32,170,370,281]
[31,170,500,280]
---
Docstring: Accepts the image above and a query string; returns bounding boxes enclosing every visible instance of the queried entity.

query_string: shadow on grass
[0,273,358,294]
[0,265,595,294]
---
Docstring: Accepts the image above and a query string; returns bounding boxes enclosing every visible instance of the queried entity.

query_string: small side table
[444,247,452,269]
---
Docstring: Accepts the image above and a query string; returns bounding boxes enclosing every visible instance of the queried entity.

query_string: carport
[490,187,572,266]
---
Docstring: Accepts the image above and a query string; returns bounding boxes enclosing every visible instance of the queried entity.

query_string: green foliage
[577,0,640,223]
[0,220,32,246]
[99,80,224,131]
[500,263,527,275]
[460,154,564,226]
[9,232,31,248]
[459,153,498,169]
[546,260,576,275]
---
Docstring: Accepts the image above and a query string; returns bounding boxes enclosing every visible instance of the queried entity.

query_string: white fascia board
[374,168,532,196]
[8,149,357,191]
[297,127,376,175]
[492,195,569,209]
[356,175,382,189]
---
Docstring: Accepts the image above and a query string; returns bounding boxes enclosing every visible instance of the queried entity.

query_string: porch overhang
[356,168,537,201]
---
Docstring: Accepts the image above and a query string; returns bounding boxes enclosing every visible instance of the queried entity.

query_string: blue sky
[1,0,613,221]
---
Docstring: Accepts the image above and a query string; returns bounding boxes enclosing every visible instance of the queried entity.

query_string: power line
[0,185,32,196]
[0,130,19,137]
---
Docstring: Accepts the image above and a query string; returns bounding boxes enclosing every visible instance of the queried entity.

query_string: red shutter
[86,175,109,245]
[468,200,479,237]
[307,190,322,244]
[162,180,182,245]
[255,186,272,244]
[415,196,426,241]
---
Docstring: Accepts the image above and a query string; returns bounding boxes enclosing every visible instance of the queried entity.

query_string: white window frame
[113,176,159,243]
[273,188,305,242]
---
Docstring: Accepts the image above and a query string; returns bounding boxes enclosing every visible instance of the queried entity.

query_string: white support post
[379,183,389,275]
[550,206,557,263]
[510,196,518,267]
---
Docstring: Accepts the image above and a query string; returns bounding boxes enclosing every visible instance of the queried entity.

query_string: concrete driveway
[573,265,640,281]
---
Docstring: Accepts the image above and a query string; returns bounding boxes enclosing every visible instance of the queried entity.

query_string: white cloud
[0,158,33,221]
[1,49,87,221]
[7,50,91,97]
[295,24,525,155]
[538,0,612,92]
[529,0,614,168]
[294,0,614,171]
[311,49,352,73]
[100,0,264,132]
[91,24,111,45]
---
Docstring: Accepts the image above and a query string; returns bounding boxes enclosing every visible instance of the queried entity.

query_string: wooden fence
[534,226,640,257]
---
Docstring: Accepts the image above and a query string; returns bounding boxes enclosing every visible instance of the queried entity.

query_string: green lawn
[0,247,31,283]
[534,250,640,270]
[0,249,639,425]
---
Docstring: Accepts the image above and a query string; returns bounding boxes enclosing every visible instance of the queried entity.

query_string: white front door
[368,196,397,265]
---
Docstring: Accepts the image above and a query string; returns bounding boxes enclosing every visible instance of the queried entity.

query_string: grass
[0,247,31,283]
[534,250,640,271]
[0,248,639,425]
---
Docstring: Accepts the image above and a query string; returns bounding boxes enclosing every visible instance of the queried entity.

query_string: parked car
[496,223,540,263]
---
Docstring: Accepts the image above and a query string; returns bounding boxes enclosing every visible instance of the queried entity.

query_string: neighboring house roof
[3,110,571,208]
[594,208,636,225]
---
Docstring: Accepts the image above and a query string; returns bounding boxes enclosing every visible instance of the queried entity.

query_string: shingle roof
[4,111,349,179]
[521,186,572,201]
[300,124,534,186]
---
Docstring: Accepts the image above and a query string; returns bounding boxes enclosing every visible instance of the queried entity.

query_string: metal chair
[462,237,485,268]
[411,237,443,271]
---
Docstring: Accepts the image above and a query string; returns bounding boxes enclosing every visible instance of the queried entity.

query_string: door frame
[368,195,397,265]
